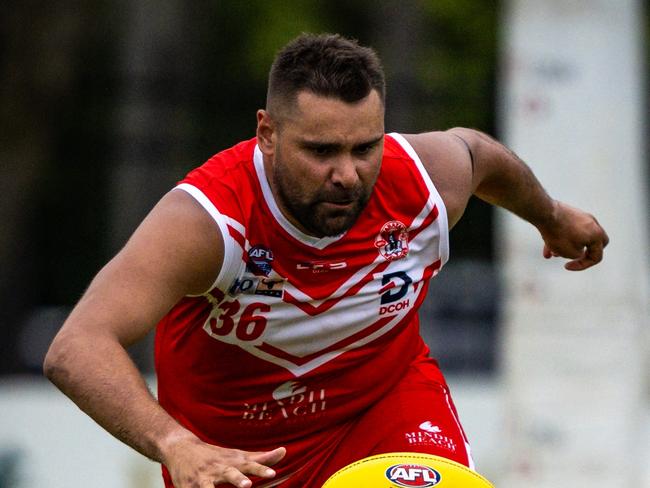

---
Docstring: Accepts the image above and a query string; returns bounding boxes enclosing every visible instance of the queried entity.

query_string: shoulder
[180,137,259,221]
[184,138,258,184]
[136,189,225,296]
[398,131,474,229]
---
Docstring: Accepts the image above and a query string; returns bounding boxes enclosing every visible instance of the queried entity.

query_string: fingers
[538,201,609,271]
[198,470,251,488]
[250,447,287,466]
[219,465,253,488]
[542,214,609,270]
[543,244,565,259]
[172,446,285,488]
[564,239,605,271]
[194,461,274,488]
[210,455,281,487]
[543,242,582,261]
[237,458,279,478]
[188,466,252,488]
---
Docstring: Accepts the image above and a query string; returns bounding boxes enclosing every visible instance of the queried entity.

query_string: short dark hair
[266,33,385,117]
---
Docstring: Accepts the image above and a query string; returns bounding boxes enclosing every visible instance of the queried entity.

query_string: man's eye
[312,146,331,156]
[355,144,373,155]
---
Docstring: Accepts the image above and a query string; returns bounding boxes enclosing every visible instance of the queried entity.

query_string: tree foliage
[0,0,502,372]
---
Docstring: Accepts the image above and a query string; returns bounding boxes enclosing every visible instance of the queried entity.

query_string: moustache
[316,186,364,204]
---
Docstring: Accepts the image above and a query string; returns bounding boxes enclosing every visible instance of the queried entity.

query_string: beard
[272,162,372,238]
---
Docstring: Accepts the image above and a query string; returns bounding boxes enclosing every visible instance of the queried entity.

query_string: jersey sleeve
[173,183,244,295]
[387,133,450,266]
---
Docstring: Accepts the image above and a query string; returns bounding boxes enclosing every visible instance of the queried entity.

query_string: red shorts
[259,358,474,487]
[163,358,473,487]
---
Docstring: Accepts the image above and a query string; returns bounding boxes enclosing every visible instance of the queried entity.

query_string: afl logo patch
[247,245,274,276]
[385,464,441,487]
[375,220,409,261]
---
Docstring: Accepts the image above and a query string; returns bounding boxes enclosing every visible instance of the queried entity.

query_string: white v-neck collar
[253,144,345,250]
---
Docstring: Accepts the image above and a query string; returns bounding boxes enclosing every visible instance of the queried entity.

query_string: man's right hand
[43,189,283,488]
[161,432,286,488]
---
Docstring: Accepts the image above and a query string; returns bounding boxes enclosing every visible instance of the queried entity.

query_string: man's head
[266,33,386,121]
[258,34,386,237]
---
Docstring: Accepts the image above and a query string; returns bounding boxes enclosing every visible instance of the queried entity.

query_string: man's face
[258,89,385,237]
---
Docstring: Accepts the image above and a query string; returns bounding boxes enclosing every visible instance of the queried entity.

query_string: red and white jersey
[155,133,449,449]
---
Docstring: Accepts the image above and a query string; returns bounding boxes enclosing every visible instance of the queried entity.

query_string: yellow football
[321,452,494,488]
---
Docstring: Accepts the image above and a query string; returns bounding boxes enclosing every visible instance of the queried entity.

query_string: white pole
[498,1,648,487]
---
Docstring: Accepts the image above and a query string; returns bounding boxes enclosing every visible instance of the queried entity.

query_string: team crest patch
[375,220,409,261]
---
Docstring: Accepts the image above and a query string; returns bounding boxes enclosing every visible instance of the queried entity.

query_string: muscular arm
[404,129,609,270]
[44,190,284,488]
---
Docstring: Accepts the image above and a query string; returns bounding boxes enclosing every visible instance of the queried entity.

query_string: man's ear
[256,109,276,156]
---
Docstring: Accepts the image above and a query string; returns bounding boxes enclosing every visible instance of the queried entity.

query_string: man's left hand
[538,201,609,271]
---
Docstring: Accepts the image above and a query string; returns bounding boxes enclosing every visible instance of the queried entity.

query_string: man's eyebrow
[299,135,384,148]
[299,139,340,149]
[353,135,384,148]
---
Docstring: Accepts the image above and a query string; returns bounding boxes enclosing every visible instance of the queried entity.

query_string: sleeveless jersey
[155,133,450,449]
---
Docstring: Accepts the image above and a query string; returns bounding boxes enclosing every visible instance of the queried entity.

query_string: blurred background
[0,1,648,487]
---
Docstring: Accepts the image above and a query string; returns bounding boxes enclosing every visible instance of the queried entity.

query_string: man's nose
[330,156,359,189]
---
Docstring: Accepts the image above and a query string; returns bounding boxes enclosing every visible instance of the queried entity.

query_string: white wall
[499,1,649,486]
[0,378,160,488]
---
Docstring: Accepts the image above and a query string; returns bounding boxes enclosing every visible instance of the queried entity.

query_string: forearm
[44,328,195,463]
[449,127,557,230]
[447,127,608,270]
